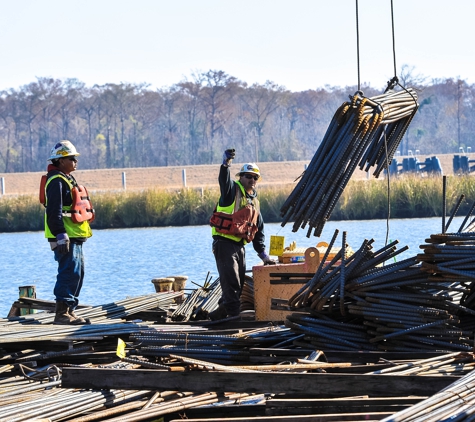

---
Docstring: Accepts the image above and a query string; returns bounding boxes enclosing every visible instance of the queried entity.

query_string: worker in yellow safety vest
[44,140,93,325]
[209,149,275,321]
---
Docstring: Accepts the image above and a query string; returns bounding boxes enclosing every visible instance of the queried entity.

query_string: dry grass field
[0,154,456,196]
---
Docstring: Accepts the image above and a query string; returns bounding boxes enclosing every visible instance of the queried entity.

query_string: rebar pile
[419,232,475,292]
[280,88,418,237]
[1,292,181,327]
[171,276,254,321]
[285,229,475,352]
[380,367,475,421]
[0,368,240,422]
[130,325,298,365]
[171,279,222,321]
[365,352,475,376]
[286,312,374,351]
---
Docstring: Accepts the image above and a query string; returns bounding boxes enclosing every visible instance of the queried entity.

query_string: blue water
[0,217,464,317]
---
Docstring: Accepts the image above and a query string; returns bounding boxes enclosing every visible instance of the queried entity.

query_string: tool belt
[210,204,258,243]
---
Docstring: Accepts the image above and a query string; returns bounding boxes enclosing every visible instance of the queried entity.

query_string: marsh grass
[1,175,474,232]
[0,195,44,232]
[333,175,474,220]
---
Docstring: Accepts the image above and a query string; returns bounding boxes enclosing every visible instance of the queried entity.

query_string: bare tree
[177,75,205,165]
[200,70,240,162]
[239,81,284,162]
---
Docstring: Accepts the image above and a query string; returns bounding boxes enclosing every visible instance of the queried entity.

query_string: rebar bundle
[171,279,222,321]
[285,228,475,352]
[131,325,298,365]
[380,368,475,421]
[0,292,181,328]
[280,88,418,237]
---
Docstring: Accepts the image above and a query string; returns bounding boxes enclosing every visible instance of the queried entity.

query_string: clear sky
[1,0,474,92]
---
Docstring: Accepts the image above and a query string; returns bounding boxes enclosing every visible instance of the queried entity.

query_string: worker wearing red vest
[44,141,92,325]
[209,149,275,321]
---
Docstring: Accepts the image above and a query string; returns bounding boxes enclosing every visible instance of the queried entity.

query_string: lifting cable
[280,0,419,239]
[355,0,361,92]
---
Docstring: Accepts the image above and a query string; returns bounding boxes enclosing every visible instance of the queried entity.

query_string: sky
[1,0,474,93]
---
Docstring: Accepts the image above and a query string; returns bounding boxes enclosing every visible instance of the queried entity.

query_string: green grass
[1,175,474,232]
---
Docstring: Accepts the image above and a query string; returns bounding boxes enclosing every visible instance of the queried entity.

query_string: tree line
[0,66,473,173]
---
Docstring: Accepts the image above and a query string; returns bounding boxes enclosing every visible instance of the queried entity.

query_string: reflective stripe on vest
[211,181,259,244]
[44,174,92,239]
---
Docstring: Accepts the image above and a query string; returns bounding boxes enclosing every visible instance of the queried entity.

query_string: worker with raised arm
[209,148,275,321]
[44,140,93,325]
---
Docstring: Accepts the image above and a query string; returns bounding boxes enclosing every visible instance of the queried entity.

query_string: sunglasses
[243,174,259,181]
[66,157,78,162]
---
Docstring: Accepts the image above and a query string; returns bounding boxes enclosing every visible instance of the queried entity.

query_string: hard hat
[48,140,80,161]
[236,163,261,178]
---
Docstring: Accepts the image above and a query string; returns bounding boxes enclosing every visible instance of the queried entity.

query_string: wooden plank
[169,413,392,421]
[266,396,423,414]
[269,397,425,407]
[62,368,457,397]
[268,406,408,416]
[9,297,92,313]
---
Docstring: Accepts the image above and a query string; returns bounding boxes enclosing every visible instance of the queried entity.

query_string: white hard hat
[236,163,261,178]
[48,140,80,161]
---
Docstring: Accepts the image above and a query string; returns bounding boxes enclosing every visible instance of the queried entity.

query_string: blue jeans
[53,242,84,308]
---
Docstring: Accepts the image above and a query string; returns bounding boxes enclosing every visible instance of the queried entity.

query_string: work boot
[53,301,76,325]
[208,304,228,321]
[68,307,90,325]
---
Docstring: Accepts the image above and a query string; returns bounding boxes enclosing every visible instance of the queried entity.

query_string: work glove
[258,251,276,266]
[222,148,236,167]
[56,233,70,254]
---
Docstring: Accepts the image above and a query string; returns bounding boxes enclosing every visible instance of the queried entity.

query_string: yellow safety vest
[211,181,259,244]
[44,174,92,239]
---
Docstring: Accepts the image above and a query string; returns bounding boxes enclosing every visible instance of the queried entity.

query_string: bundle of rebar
[0,292,181,327]
[131,325,299,365]
[285,227,475,352]
[171,276,254,322]
[171,279,222,321]
[365,352,475,376]
[419,232,475,287]
[380,368,475,421]
[280,88,418,237]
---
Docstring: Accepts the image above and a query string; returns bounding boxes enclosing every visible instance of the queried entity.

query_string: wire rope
[355,0,361,91]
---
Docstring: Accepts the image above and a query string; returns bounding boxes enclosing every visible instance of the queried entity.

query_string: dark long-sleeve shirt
[214,164,266,254]
[45,167,86,242]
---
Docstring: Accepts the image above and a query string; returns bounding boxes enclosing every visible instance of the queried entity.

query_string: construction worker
[209,149,275,321]
[44,141,93,325]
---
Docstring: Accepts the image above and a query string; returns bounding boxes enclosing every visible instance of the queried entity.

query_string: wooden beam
[170,412,393,421]
[62,368,457,397]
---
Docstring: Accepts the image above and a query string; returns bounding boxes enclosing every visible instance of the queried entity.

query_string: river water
[0,216,464,317]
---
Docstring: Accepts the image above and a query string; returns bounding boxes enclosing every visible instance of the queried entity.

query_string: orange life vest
[40,173,95,223]
[210,181,259,243]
